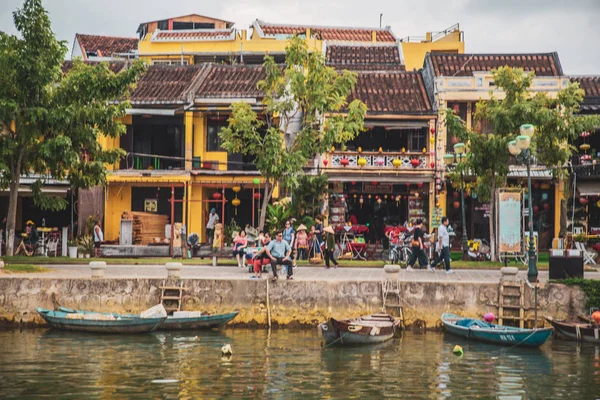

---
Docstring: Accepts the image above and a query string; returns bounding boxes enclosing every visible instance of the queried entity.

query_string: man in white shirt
[431,217,453,273]
[206,208,219,244]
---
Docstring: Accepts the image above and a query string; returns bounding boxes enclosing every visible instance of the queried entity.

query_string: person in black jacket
[406,219,433,272]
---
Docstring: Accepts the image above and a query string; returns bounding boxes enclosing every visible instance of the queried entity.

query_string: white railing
[327,152,430,169]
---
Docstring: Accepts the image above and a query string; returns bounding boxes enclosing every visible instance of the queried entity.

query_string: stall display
[408,195,426,223]
[329,195,346,229]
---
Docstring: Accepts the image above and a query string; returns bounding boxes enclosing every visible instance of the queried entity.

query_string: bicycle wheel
[380,249,391,262]
[402,247,412,264]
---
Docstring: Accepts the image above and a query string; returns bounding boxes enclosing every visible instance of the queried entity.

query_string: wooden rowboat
[319,313,400,346]
[545,316,600,344]
[442,312,553,348]
[36,307,165,334]
[57,307,239,330]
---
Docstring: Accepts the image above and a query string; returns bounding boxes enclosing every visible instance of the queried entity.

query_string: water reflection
[0,329,599,398]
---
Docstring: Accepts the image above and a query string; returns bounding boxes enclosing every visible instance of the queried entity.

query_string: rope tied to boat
[323,332,348,349]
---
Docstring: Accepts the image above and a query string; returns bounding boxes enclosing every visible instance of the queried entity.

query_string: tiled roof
[347,71,433,115]
[152,29,236,41]
[61,60,127,74]
[326,44,405,71]
[428,53,563,77]
[571,76,600,112]
[130,65,207,104]
[195,64,266,98]
[254,20,396,42]
[75,34,138,59]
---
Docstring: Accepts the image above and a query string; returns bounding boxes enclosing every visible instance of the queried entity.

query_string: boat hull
[319,314,398,346]
[545,316,600,344]
[158,311,239,330]
[57,306,238,330]
[442,312,552,348]
[36,307,165,334]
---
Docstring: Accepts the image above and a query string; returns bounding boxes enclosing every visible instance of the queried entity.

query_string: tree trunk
[6,175,21,256]
[258,180,274,231]
[489,178,497,262]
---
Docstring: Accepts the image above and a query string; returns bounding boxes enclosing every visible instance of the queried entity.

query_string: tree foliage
[220,36,367,229]
[444,66,600,260]
[0,0,145,254]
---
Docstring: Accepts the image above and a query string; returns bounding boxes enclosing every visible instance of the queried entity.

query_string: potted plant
[77,235,94,259]
[67,239,78,259]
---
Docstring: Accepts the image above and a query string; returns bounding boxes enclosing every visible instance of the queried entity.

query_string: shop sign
[497,191,523,253]
[362,183,393,194]
[144,199,158,213]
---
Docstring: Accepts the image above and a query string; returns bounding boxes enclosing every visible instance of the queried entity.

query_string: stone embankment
[0,277,585,329]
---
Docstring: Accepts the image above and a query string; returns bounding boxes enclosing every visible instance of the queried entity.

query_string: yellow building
[421,52,567,249]
[400,23,465,71]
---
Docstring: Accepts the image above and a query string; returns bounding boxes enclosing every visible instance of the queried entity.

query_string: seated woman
[251,233,271,279]
[232,230,248,268]
[15,221,38,256]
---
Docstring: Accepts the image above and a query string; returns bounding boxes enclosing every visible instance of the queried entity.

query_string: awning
[507,166,553,180]
[577,182,600,196]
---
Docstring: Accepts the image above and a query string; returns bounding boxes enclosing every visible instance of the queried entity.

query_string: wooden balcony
[324,151,433,171]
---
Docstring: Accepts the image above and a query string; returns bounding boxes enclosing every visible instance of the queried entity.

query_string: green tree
[219,36,366,229]
[0,0,145,255]
[445,66,599,261]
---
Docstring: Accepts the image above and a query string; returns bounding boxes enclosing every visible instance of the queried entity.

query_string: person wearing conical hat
[323,225,338,269]
[295,224,308,261]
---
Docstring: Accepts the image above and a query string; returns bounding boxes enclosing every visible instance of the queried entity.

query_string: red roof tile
[195,64,266,98]
[130,65,207,104]
[62,60,127,74]
[255,20,396,42]
[571,76,600,112]
[75,34,138,59]
[326,44,405,71]
[347,71,433,115]
[428,53,563,77]
[153,29,236,41]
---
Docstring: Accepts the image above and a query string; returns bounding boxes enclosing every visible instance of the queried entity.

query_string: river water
[0,329,599,399]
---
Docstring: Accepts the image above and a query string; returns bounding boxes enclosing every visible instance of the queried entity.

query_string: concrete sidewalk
[3,264,598,283]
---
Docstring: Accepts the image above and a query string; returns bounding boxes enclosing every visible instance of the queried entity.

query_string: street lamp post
[444,143,469,260]
[508,124,538,283]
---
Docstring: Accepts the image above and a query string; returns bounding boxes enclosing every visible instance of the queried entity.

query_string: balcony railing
[325,151,432,169]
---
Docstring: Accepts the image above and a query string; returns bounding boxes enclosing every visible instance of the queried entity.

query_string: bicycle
[381,236,412,265]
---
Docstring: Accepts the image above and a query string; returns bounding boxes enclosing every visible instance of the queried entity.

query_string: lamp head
[516,135,531,150]
[443,154,455,166]
[520,124,535,138]
[508,140,521,156]
[454,143,466,155]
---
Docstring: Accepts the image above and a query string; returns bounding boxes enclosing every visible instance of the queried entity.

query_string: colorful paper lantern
[543,203,550,211]
[401,147,406,154]
[541,193,549,201]
[253,178,260,185]
[533,205,539,213]
[410,159,420,168]
[436,184,442,191]
[453,192,459,199]
[453,201,460,209]
[580,197,589,205]
[430,162,435,168]
[357,146,362,153]
[232,186,241,193]
[323,159,329,166]
[212,192,222,200]
[375,157,385,166]
[392,158,402,168]
[378,147,383,153]
[580,144,591,151]
[231,198,241,214]
[341,157,350,167]
[357,157,367,167]
[417,182,423,188]
[253,192,261,200]
[430,127,435,134]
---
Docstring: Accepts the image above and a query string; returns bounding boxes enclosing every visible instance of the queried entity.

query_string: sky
[0,0,598,75]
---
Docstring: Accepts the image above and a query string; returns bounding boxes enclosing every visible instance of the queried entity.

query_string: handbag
[411,239,420,247]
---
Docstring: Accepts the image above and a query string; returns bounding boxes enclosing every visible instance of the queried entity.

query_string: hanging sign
[144,199,158,213]
[362,183,393,194]
[497,191,523,253]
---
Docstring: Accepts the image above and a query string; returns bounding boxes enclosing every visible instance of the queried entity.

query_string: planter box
[68,247,78,259]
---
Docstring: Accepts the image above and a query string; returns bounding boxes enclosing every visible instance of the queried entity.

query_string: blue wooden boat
[57,307,239,330]
[36,307,165,334]
[441,312,553,348]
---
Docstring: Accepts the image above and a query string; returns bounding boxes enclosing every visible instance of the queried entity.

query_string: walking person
[283,220,296,267]
[323,226,338,269]
[206,208,219,245]
[406,219,433,272]
[312,216,324,255]
[232,230,248,268]
[431,217,453,274]
[295,224,308,261]
[266,231,293,281]
[93,220,104,258]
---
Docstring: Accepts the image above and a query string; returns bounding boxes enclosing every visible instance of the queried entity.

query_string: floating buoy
[221,343,233,356]
[453,345,463,356]
[483,312,496,323]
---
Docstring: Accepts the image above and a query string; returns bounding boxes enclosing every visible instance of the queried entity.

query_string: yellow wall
[402,41,465,71]
[104,184,132,241]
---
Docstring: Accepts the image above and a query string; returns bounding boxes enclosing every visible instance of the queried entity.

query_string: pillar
[184,111,193,170]
[554,176,565,238]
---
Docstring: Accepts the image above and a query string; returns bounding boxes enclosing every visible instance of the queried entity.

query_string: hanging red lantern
[253,192,261,200]
[453,192,459,199]
[430,162,435,168]
[533,205,540,213]
[212,192,222,200]
[417,182,423,188]
[351,181,356,185]
[375,195,379,200]
[543,203,550,211]
[580,197,589,205]
[533,182,540,189]
[340,158,350,167]
[372,181,378,186]
[323,159,328,166]
[453,201,460,209]
[410,158,420,168]
[430,127,435,135]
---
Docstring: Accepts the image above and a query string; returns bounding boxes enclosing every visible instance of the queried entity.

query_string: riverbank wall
[0,277,586,329]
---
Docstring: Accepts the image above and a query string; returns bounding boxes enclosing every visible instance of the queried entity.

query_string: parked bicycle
[381,234,412,265]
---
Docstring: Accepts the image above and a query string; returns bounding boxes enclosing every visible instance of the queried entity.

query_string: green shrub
[555,278,600,310]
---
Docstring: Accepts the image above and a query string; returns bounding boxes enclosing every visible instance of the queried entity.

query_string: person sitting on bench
[15,220,38,256]
[265,231,293,281]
